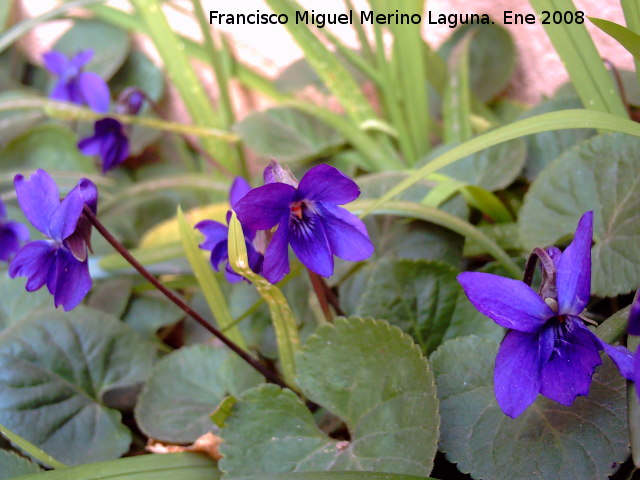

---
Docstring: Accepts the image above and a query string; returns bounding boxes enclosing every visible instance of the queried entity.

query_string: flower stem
[307,269,345,322]
[83,205,289,389]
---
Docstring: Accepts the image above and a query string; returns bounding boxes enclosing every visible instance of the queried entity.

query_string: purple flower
[458,211,634,418]
[196,178,263,283]
[78,118,129,173]
[9,170,98,311]
[43,50,110,113]
[629,290,640,336]
[235,163,374,284]
[0,198,29,261]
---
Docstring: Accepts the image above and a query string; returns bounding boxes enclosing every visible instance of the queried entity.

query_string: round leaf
[135,345,262,443]
[354,259,502,353]
[0,306,157,465]
[1,123,97,173]
[235,108,345,163]
[0,274,51,333]
[431,336,629,480]
[220,318,440,477]
[519,132,640,296]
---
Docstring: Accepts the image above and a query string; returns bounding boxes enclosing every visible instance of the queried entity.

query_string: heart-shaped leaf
[135,345,262,443]
[220,318,439,478]
[235,108,345,164]
[519,132,640,296]
[0,306,157,465]
[353,259,503,352]
[431,336,629,480]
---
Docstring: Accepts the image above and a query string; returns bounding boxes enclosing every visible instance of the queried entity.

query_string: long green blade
[227,213,300,387]
[360,109,640,216]
[228,473,437,480]
[622,0,640,85]
[0,424,66,469]
[589,17,640,58]
[349,200,521,278]
[177,207,246,348]
[11,453,217,480]
[530,0,626,117]
[130,0,243,174]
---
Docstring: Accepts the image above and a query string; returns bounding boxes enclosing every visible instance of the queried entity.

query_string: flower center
[290,201,304,220]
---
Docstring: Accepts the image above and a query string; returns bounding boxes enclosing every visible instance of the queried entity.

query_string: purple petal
[0,198,6,220]
[14,170,60,236]
[70,50,93,70]
[289,211,333,277]
[578,321,635,380]
[263,161,298,186]
[49,81,73,102]
[76,178,98,214]
[196,220,228,251]
[629,290,640,336]
[317,203,373,262]
[634,348,640,403]
[539,317,602,405]
[298,164,360,204]
[262,217,290,283]
[457,272,554,332]
[47,248,92,311]
[78,135,102,156]
[5,221,30,243]
[43,51,70,76]
[210,241,228,271]
[494,329,551,418]
[557,211,593,315]
[0,225,23,261]
[101,132,129,173]
[235,183,296,230]
[77,72,110,113]
[48,188,84,242]
[229,177,252,207]
[224,263,243,283]
[246,241,264,275]
[9,240,57,292]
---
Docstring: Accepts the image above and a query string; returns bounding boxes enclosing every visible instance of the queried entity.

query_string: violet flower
[43,50,110,113]
[9,170,97,311]
[0,198,29,261]
[78,118,129,173]
[458,211,634,418]
[235,162,373,284]
[629,290,640,336]
[196,177,263,283]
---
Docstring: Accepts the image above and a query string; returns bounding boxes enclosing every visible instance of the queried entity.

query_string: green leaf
[0,449,43,478]
[590,17,640,58]
[110,50,165,102]
[443,31,473,144]
[0,306,157,465]
[439,22,516,102]
[628,334,640,468]
[349,199,521,278]
[519,132,640,296]
[135,345,262,443]
[519,87,595,180]
[53,19,130,80]
[435,138,526,191]
[177,207,245,348]
[123,293,183,338]
[220,318,439,477]
[431,336,629,480]
[0,91,46,148]
[0,425,65,470]
[10,452,218,480]
[359,109,640,217]
[0,275,51,333]
[227,474,436,480]
[530,0,626,117]
[227,213,300,387]
[1,123,97,173]
[235,108,345,163]
[354,260,503,353]
[87,278,133,318]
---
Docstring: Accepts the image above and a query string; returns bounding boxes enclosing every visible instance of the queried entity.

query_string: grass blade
[360,109,640,216]
[227,213,300,387]
[130,0,244,175]
[443,31,473,143]
[10,452,217,480]
[530,0,626,117]
[177,207,246,348]
[349,200,521,278]
[589,17,640,58]
[622,0,640,85]
[0,424,67,469]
